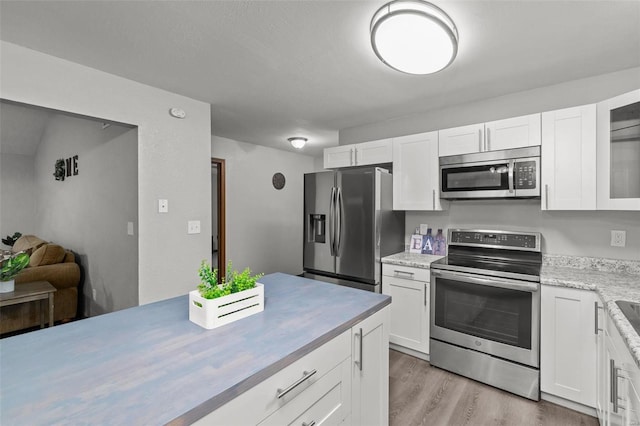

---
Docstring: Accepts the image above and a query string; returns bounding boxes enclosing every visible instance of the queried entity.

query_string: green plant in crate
[197,260,263,300]
[0,252,30,281]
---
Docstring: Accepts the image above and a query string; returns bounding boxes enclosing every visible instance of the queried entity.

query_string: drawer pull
[276,369,317,399]
[302,422,316,426]
[394,270,414,278]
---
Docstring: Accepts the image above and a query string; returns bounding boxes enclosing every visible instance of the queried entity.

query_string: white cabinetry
[438,113,541,157]
[197,306,390,426]
[541,105,597,210]
[540,285,597,407]
[392,132,447,211]
[324,138,392,169]
[597,299,640,426]
[382,264,430,357]
[596,89,640,210]
[351,306,390,426]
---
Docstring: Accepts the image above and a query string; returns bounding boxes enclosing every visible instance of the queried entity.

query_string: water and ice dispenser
[308,214,326,243]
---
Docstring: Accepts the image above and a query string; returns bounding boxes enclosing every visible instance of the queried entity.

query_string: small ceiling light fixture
[288,137,307,149]
[370,0,458,75]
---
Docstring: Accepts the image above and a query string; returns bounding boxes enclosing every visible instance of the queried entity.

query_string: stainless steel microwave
[439,146,540,199]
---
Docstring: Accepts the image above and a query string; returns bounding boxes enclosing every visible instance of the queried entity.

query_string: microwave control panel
[514,161,537,189]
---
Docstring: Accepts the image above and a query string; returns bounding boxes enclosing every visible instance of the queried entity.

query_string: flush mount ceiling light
[370,0,458,75]
[288,137,307,149]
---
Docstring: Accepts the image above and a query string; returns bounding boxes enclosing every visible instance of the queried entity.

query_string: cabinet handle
[350,148,355,166]
[486,128,491,151]
[478,129,483,152]
[432,189,436,210]
[595,301,603,334]
[354,148,358,165]
[276,369,317,399]
[424,283,427,306]
[545,184,549,210]
[302,422,316,426]
[610,360,626,413]
[355,328,363,371]
[394,270,414,279]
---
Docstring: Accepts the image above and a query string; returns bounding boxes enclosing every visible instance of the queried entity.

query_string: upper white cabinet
[540,285,597,408]
[438,113,541,157]
[324,138,392,169]
[596,89,640,210]
[541,104,597,210]
[392,132,447,211]
[437,123,485,157]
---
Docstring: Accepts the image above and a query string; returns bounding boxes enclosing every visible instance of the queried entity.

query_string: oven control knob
[475,340,482,347]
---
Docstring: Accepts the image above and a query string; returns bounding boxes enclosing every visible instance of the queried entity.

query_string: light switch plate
[127,222,134,236]
[188,220,201,234]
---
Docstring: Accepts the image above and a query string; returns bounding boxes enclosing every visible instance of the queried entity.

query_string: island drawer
[382,264,430,282]
[196,329,351,425]
[258,357,351,426]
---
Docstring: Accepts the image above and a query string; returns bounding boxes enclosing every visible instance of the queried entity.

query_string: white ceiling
[1,1,639,157]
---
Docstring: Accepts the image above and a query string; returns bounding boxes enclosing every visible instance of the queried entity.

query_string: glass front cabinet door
[597,89,640,210]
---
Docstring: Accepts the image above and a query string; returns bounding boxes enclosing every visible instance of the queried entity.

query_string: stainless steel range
[429,229,542,401]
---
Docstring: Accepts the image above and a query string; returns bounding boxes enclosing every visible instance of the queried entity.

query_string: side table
[0,281,56,328]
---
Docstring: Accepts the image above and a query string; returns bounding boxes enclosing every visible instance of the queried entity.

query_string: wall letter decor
[53,155,79,181]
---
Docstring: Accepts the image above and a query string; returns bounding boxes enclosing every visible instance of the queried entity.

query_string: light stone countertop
[382,251,640,368]
[541,254,640,368]
[381,252,444,269]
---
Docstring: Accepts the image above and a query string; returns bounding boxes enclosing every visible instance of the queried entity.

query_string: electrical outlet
[92,289,97,301]
[611,230,626,247]
[188,220,201,234]
[158,199,168,213]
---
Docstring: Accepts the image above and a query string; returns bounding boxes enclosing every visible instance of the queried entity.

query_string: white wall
[33,114,138,315]
[0,153,36,240]
[340,68,640,261]
[0,41,212,304]
[404,200,640,261]
[340,67,640,143]
[211,135,315,276]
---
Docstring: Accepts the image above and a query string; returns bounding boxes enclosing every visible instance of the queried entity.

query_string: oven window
[434,278,532,349]
[442,164,509,192]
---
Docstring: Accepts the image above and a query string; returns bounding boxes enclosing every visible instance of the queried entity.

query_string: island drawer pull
[302,421,316,426]
[276,369,317,399]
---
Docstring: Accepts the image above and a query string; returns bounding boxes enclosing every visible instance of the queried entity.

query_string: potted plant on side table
[189,260,264,329]
[0,252,30,293]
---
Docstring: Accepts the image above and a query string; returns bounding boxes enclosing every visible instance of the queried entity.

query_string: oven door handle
[431,269,539,293]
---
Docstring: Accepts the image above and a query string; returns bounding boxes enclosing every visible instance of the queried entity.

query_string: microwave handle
[508,160,515,194]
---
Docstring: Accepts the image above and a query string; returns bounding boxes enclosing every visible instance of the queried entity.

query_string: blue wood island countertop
[0,273,390,425]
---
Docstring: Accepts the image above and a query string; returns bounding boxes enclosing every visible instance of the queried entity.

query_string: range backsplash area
[404,199,640,261]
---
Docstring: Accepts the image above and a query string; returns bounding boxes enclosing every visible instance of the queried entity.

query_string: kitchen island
[0,273,390,425]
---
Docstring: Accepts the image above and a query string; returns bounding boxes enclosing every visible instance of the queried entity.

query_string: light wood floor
[389,349,599,426]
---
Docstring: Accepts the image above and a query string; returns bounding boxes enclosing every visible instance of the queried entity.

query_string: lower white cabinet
[196,307,389,426]
[597,298,640,426]
[351,306,390,426]
[382,264,430,356]
[540,285,597,407]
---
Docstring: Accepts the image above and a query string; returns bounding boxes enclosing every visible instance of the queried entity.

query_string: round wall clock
[272,172,286,190]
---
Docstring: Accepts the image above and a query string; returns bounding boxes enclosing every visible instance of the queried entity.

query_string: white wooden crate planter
[189,283,264,329]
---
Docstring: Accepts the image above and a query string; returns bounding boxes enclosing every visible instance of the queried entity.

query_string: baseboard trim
[541,392,597,418]
[389,343,429,361]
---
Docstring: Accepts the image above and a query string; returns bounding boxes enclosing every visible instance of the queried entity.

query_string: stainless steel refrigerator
[303,167,405,292]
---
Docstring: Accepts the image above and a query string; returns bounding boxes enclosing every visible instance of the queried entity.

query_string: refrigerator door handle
[336,187,343,256]
[329,187,336,256]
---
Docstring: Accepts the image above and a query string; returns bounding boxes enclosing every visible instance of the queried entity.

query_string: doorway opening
[211,158,226,280]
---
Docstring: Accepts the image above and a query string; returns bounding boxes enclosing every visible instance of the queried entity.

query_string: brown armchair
[1,237,81,334]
